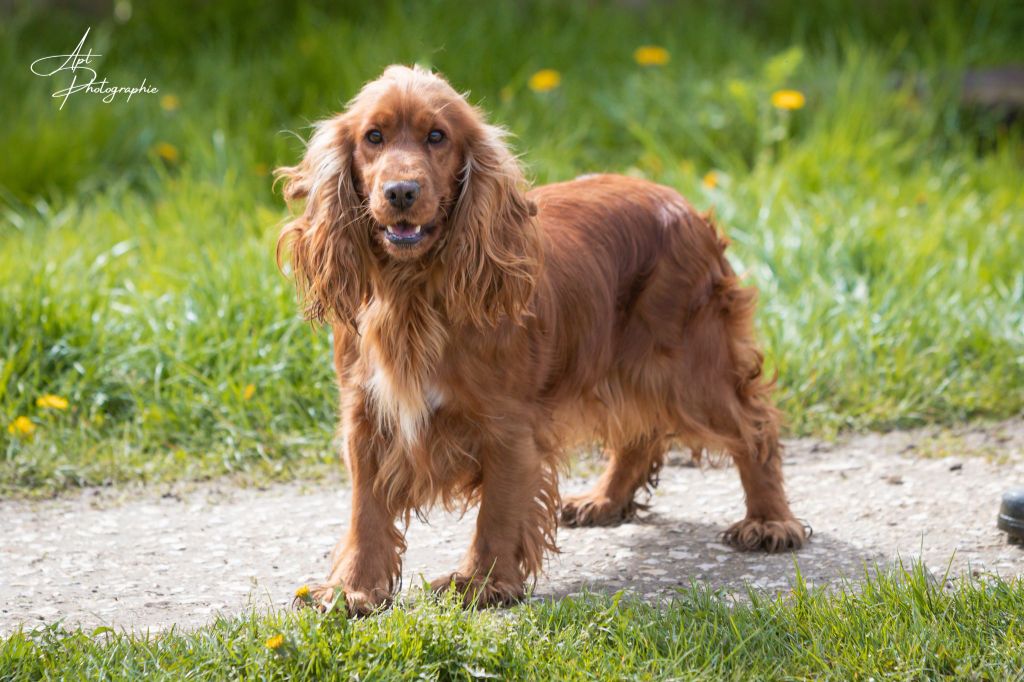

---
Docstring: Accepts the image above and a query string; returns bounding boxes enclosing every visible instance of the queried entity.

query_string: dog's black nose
[383,180,421,210]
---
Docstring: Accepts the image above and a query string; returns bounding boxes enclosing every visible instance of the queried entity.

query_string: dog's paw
[560,493,640,528]
[722,517,809,553]
[429,572,524,608]
[293,582,391,616]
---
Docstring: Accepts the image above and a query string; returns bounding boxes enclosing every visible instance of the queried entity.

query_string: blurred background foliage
[1,0,1022,494]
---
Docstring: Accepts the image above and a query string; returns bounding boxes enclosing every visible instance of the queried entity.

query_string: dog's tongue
[389,222,420,236]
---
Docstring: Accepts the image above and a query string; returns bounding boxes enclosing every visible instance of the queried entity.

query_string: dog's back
[529,174,749,441]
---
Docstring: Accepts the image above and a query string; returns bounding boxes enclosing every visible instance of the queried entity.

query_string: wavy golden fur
[278,65,806,614]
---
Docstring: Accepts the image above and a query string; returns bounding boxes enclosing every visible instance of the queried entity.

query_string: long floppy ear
[442,119,541,327]
[275,116,371,325]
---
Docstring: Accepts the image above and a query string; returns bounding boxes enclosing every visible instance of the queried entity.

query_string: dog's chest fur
[358,299,448,447]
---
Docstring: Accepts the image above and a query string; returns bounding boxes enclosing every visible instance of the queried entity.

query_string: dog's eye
[427,130,445,144]
[366,130,384,144]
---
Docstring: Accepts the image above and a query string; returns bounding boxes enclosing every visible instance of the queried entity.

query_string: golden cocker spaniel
[278,65,806,614]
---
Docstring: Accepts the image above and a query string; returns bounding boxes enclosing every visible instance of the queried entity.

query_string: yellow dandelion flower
[633,45,670,66]
[8,416,35,438]
[770,89,806,110]
[702,170,718,190]
[243,384,256,401]
[36,394,69,410]
[528,69,561,93]
[265,634,284,650]
[160,94,180,112]
[294,585,310,600]
[154,142,180,163]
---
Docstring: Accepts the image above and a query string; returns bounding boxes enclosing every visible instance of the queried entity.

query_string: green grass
[2,0,1023,494]
[3,565,1022,679]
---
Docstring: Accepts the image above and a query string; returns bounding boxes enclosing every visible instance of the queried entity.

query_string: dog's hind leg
[722,434,807,552]
[560,433,666,527]
[679,276,807,552]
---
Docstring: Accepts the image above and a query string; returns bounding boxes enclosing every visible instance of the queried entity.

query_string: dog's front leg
[312,399,405,616]
[431,430,557,607]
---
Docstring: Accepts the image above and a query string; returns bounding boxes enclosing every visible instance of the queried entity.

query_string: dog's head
[277,65,539,327]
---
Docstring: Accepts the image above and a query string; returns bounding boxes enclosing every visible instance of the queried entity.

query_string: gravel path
[2,419,1023,635]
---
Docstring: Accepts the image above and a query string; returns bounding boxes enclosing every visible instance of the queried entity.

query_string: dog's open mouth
[384,220,434,246]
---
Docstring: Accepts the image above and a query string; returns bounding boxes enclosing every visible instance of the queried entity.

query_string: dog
[277,65,807,614]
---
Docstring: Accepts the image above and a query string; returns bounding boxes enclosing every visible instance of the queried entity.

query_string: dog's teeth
[413,225,422,234]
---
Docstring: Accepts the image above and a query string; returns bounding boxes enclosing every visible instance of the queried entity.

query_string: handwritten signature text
[30,28,157,109]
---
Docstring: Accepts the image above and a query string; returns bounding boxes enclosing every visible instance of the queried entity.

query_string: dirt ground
[2,418,1023,635]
